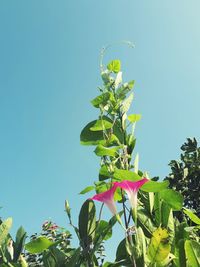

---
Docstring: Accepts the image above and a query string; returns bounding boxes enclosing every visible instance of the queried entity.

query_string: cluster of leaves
[78,59,200,266]
[25,221,73,266]
[109,190,200,267]
[165,138,200,222]
[0,59,199,267]
[0,218,77,267]
[64,199,119,267]
[0,218,27,267]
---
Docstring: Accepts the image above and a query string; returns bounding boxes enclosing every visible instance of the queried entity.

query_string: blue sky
[0,0,200,261]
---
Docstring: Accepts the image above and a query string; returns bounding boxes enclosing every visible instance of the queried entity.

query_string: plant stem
[98,203,104,222]
[121,189,129,230]
[132,207,137,228]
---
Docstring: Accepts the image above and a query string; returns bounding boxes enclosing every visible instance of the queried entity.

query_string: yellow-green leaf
[0,217,12,246]
[185,240,200,267]
[19,255,28,267]
[107,59,121,73]
[147,228,171,263]
[25,236,54,253]
[79,186,95,195]
[91,92,111,108]
[94,145,120,157]
[127,114,141,123]
[157,253,176,267]
[183,208,200,225]
[90,119,113,131]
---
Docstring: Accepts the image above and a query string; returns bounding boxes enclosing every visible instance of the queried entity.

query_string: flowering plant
[0,57,199,267]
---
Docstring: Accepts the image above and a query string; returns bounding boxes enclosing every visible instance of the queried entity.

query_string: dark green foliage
[78,200,96,248]
[165,138,200,221]
[13,226,26,261]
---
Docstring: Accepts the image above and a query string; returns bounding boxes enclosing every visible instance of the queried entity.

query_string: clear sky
[0,0,200,261]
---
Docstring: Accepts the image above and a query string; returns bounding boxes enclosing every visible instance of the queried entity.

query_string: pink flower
[114,178,148,209]
[90,184,118,215]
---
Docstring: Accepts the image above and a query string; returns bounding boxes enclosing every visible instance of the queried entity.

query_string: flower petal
[116,178,148,209]
[116,178,148,192]
[90,184,118,214]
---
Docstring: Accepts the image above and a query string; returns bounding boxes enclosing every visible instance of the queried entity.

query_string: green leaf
[92,213,122,254]
[174,222,188,266]
[127,80,135,89]
[154,193,163,227]
[0,217,12,246]
[147,227,171,263]
[95,220,112,241]
[95,181,108,194]
[161,202,171,228]
[14,226,27,261]
[174,222,189,246]
[156,253,176,267]
[113,168,141,181]
[94,145,120,157]
[126,134,136,155]
[137,208,156,237]
[19,255,28,267]
[65,200,72,223]
[185,240,200,267]
[107,60,121,73]
[176,239,187,267]
[127,114,141,123]
[101,70,111,85]
[134,153,139,174]
[80,120,104,145]
[121,93,134,114]
[43,251,56,267]
[90,118,113,131]
[116,80,135,99]
[161,202,174,242]
[183,208,200,225]
[78,200,96,247]
[103,260,130,267]
[136,227,147,265]
[80,120,119,146]
[149,192,154,214]
[43,247,66,267]
[91,92,111,108]
[113,121,124,143]
[25,236,54,253]
[115,238,129,262]
[64,248,81,267]
[141,180,169,192]
[140,191,154,215]
[160,189,184,211]
[115,71,122,88]
[79,186,95,195]
[99,165,111,181]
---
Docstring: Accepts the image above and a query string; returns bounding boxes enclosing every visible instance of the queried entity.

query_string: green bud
[65,200,71,220]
